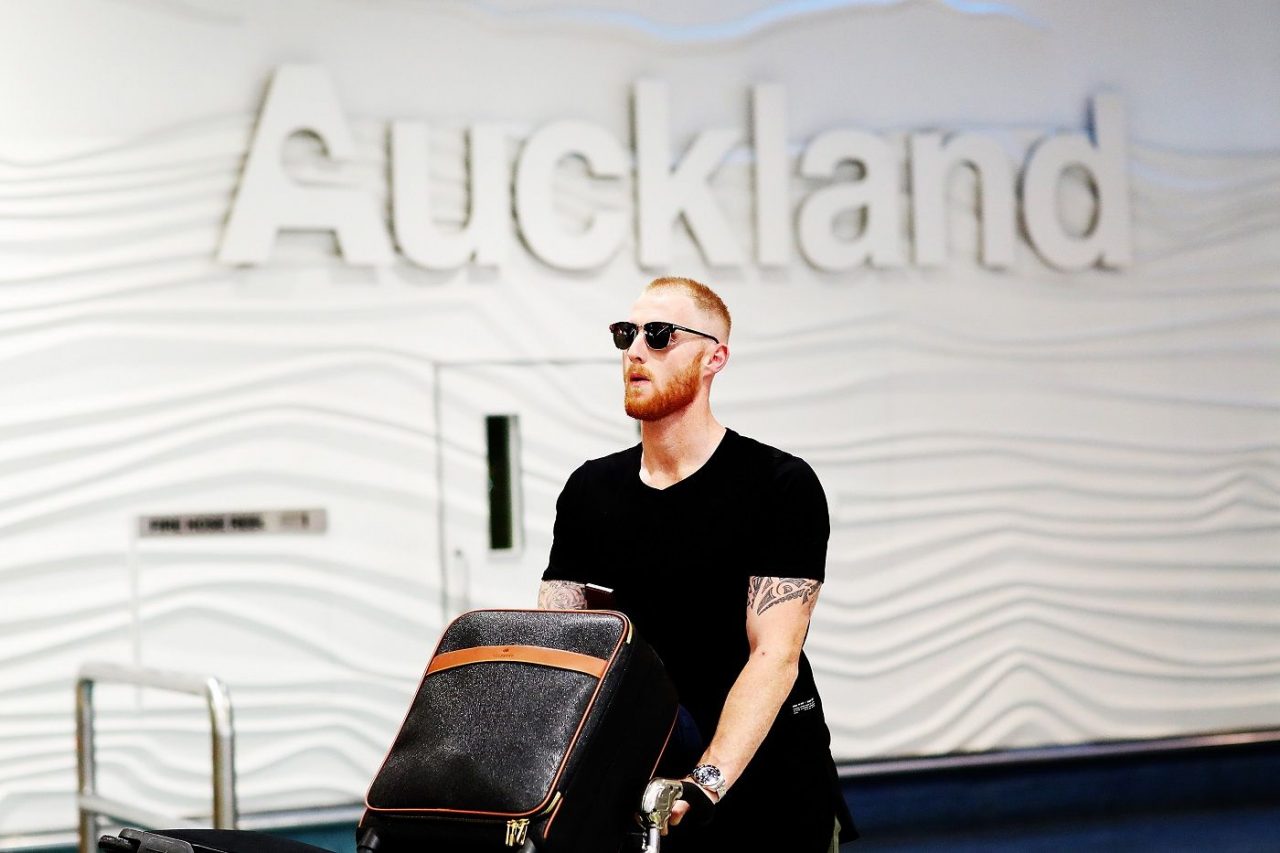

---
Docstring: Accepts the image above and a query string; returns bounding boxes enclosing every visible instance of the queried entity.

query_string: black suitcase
[359,608,680,852]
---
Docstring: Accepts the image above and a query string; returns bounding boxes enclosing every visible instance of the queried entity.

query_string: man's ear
[706,343,730,374]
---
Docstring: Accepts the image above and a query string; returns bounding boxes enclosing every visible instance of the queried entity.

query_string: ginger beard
[624,354,703,421]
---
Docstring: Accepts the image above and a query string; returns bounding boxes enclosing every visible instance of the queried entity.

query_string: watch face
[693,764,723,788]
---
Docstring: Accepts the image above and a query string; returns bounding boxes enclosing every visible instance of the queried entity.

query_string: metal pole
[75,677,96,853]
[204,676,237,828]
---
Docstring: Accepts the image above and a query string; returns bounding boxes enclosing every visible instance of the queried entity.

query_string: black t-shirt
[543,429,857,850]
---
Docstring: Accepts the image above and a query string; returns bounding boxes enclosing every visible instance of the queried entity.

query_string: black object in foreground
[360,608,679,852]
[100,829,326,853]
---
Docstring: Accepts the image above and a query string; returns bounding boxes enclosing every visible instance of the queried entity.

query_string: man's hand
[537,580,588,609]
[664,782,717,834]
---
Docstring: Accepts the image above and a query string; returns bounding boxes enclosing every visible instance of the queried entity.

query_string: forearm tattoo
[538,580,589,610]
[747,577,821,616]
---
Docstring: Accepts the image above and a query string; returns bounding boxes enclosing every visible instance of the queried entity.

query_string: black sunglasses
[609,321,720,351]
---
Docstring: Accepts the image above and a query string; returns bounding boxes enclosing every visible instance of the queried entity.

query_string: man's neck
[639,409,727,489]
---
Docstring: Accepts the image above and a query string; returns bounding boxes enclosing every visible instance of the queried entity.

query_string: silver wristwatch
[690,763,727,797]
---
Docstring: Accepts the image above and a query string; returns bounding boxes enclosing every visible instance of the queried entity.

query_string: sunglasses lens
[610,322,637,350]
[643,323,673,349]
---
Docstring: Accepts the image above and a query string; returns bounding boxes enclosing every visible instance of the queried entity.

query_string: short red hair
[645,276,731,340]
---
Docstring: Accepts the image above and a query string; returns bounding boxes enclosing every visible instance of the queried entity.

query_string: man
[538,277,857,852]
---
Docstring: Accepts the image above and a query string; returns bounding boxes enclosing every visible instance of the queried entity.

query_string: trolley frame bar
[75,662,237,853]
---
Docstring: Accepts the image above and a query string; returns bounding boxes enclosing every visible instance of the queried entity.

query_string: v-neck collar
[635,428,735,493]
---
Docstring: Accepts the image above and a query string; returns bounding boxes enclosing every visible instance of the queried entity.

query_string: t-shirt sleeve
[761,456,831,582]
[542,464,597,585]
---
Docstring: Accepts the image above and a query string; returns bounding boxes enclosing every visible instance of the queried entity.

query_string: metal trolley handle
[76,662,237,853]
[638,777,714,853]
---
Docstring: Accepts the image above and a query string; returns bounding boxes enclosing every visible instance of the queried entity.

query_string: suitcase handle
[99,831,194,853]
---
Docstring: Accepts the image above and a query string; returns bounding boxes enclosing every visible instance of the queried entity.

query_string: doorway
[436,360,634,615]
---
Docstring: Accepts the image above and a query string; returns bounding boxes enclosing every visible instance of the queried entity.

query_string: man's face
[620,289,715,422]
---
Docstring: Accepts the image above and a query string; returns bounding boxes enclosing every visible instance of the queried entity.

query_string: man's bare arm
[671,576,820,822]
[537,580,589,609]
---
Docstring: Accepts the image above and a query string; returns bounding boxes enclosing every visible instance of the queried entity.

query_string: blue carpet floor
[840,739,1280,851]
[851,805,1280,852]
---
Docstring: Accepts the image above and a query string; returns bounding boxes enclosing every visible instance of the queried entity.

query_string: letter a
[218,65,393,265]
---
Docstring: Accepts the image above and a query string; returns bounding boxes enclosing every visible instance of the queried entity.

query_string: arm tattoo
[747,577,821,616]
[538,580,589,610]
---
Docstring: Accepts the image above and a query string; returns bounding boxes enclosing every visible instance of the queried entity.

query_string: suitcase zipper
[503,791,561,847]
[504,819,529,847]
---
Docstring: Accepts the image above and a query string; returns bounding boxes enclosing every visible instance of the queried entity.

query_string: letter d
[1022,94,1131,271]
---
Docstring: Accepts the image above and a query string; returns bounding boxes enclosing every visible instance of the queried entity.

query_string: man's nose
[627,335,647,361]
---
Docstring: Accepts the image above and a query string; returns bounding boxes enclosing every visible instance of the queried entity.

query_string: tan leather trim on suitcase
[426,645,608,679]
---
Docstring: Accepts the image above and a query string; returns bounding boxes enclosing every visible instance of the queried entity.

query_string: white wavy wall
[2,0,1279,840]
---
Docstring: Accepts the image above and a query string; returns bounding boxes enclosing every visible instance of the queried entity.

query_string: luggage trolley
[101,778,704,853]
[97,609,711,853]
